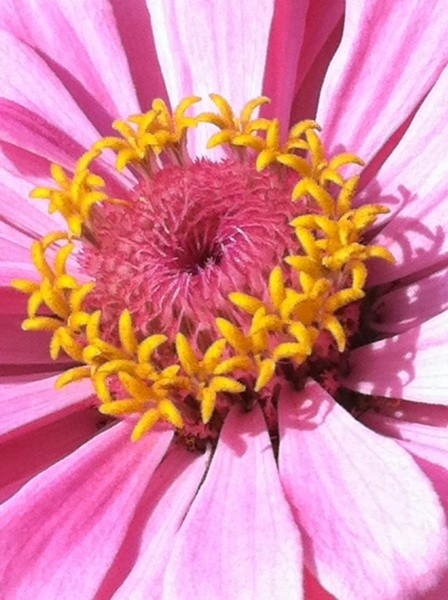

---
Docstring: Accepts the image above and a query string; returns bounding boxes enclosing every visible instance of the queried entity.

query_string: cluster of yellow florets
[12,95,393,441]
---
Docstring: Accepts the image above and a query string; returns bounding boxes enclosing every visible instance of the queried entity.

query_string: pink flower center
[12,94,395,449]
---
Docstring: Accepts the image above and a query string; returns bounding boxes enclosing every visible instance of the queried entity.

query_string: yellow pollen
[13,94,395,441]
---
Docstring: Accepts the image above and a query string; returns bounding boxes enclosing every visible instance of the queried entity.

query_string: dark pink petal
[279,380,448,599]
[262,0,309,128]
[103,446,209,599]
[289,0,344,124]
[0,407,99,503]
[344,309,448,404]
[164,405,303,599]
[0,376,92,438]
[318,0,448,163]
[0,0,139,132]
[0,423,172,598]
[110,0,168,111]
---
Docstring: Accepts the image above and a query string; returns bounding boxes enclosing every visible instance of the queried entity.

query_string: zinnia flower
[1,1,448,599]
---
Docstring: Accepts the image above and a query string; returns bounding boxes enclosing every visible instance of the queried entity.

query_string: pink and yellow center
[12,95,394,447]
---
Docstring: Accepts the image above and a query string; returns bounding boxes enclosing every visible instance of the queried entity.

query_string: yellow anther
[216,318,250,355]
[285,255,321,278]
[229,292,265,315]
[175,333,200,376]
[350,261,368,289]
[158,398,183,428]
[336,176,360,217]
[22,316,61,332]
[137,334,168,364]
[254,358,276,392]
[55,366,92,389]
[294,227,322,261]
[213,355,253,375]
[322,315,346,352]
[53,327,84,361]
[202,338,227,372]
[118,310,139,355]
[273,342,305,361]
[326,288,365,314]
[92,372,112,403]
[200,387,216,424]
[11,279,39,294]
[99,399,145,416]
[268,266,286,311]
[292,178,335,216]
[276,153,311,177]
[131,409,161,442]
[327,153,365,172]
[210,376,245,394]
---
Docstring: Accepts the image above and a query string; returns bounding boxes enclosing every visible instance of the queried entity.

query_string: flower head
[1,1,448,599]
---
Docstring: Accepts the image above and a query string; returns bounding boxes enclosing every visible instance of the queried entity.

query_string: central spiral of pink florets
[83,158,298,340]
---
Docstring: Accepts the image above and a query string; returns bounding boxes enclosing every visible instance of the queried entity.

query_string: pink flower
[1,1,448,599]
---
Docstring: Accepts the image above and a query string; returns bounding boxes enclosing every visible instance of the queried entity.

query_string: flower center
[12,94,394,448]
[82,159,297,340]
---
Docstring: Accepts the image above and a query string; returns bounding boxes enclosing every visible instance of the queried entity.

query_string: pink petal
[109,0,168,111]
[148,0,275,154]
[262,0,309,128]
[164,405,303,599]
[102,446,209,600]
[360,403,448,598]
[0,375,92,438]
[0,0,139,132]
[279,380,448,599]
[369,264,448,335]
[0,423,172,598]
[0,406,99,503]
[344,309,448,404]
[317,0,448,163]
[0,31,101,151]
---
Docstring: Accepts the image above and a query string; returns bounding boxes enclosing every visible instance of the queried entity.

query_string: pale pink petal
[361,63,448,207]
[0,376,92,438]
[0,165,63,237]
[317,0,448,163]
[262,0,309,128]
[103,446,209,600]
[0,0,139,131]
[344,309,448,404]
[0,31,101,151]
[148,0,275,154]
[361,66,448,285]
[0,260,37,286]
[361,403,448,599]
[360,402,448,456]
[0,423,172,599]
[369,264,448,335]
[0,406,99,503]
[279,380,448,599]
[110,0,168,111]
[164,405,303,600]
